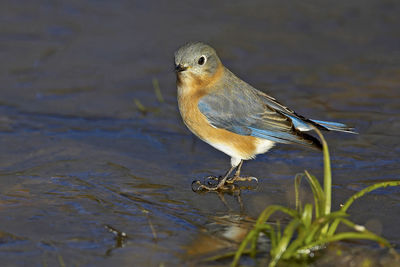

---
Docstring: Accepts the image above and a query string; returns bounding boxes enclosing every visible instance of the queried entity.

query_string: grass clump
[231,129,400,267]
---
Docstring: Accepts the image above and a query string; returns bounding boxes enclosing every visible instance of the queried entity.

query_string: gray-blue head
[174,42,221,78]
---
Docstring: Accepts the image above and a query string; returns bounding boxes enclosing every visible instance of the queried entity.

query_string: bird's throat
[176,64,224,94]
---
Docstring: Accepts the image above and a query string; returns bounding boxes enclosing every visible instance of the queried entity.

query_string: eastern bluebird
[174,42,355,191]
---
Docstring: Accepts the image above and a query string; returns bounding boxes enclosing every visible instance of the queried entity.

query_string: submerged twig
[153,78,164,103]
[134,98,147,114]
[143,210,158,241]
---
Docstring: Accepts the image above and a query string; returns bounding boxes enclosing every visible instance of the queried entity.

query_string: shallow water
[0,0,399,266]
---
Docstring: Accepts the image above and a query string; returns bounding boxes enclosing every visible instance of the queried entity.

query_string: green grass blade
[232,225,271,267]
[312,128,331,216]
[301,203,313,229]
[250,224,275,258]
[276,220,281,243]
[250,230,258,258]
[341,181,400,213]
[326,217,391,247]
[263,226,277,251]
[297,231,390,254]
[294,173,304,212]
[328,181,400,236]
[312,127,332,237]
[339,218,390,247]
[304,211,347,244]
[255,205,297,226]
[282,211,347,259]
[304,170,325,218]
[231,228,258,266]
[269,219,300,267]
[232,205,296,266]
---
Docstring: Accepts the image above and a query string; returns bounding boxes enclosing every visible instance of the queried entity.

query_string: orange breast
[177,67,258,160]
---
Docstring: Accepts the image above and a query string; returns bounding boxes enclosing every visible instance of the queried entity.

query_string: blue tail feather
[310,119,357,134]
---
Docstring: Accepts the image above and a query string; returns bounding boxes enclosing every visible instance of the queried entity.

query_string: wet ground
[1,0,400,266]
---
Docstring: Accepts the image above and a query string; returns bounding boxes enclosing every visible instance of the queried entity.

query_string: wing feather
[198,85,321,149]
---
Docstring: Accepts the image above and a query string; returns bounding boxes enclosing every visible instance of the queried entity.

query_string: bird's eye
[198,56,206,65]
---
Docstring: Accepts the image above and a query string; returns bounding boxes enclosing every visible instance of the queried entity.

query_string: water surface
[0,0,399,266]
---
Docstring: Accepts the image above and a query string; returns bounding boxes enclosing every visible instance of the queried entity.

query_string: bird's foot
[191,178,234,192]
[226,176,258,184]
[204,175,220,186]
[191,175,258,192]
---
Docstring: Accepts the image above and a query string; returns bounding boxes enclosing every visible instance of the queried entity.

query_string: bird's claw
[227,176,258,185]
[191,180,204,192]
[192,179,226,192]
[192,175,258,193]
[204,175,220,186]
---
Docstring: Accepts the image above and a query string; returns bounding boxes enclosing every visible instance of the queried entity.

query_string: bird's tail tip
[311,119,358,134]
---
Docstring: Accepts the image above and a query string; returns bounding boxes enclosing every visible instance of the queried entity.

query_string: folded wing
[198,86,322,150]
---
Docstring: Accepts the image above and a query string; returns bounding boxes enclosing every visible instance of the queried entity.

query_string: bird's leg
[192,165,236,191]
[226,160,258,184]
[234,160,244,177]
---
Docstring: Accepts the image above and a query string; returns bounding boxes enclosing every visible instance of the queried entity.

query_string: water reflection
[185,190,256,264]
[104,224,128,256]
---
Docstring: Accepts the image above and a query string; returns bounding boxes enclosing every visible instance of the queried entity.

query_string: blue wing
[198,82,322,149]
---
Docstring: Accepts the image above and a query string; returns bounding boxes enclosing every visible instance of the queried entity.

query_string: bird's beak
[175,64,188,73]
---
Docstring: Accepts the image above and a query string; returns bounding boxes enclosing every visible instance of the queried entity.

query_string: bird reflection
[185,188,258,263]
[185,212,255,262]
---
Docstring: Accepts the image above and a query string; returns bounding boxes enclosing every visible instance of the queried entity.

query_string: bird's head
[174,42,222,89]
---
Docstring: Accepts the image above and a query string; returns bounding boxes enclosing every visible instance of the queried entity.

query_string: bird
[174,42,355,191]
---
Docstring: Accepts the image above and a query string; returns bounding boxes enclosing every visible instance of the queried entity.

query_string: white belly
[206,138,275,167]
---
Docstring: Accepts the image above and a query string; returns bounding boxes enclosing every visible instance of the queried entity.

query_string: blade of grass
[294,173,303,213]
[276,220,281,244]
[338,218,390,247]
[283,211,348,259]
[269,219,300,267]
[312,127,331,217]
[312,127,332,237]
[250,224,275,257]
[231,224,271,267]
[341,181,400,213]
[297,231,390,254]
[304,211,347,245]
[301,203,313,229]
[304,170,325,218]
[234,205,297,266]
[255,205,297,226]
[231,229,258,266]
[328,181,400,236]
